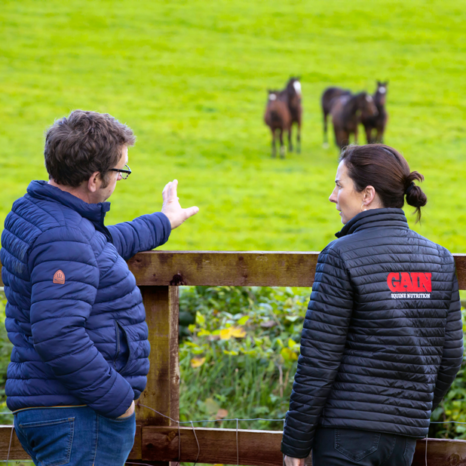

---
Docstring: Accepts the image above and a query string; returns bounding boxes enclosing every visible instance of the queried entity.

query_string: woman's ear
[363,186,377,206]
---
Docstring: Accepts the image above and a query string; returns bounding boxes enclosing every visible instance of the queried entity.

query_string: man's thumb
[184,206,199,219]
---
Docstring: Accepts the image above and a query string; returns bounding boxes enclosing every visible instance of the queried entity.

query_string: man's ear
[87,171,101,193]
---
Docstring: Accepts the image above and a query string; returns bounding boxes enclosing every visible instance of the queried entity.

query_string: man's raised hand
[161,179,199,229]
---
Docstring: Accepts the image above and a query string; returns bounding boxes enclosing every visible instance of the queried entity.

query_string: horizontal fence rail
[1,251,466,465]
[1,251,466,288]
[1,426,466,465]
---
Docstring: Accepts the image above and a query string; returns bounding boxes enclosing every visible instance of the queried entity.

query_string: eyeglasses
[109,164,131,180]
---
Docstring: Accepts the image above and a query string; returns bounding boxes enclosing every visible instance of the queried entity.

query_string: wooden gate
[0,251,465,465]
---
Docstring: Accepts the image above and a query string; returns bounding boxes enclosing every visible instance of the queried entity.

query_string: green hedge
[0,287,464,438]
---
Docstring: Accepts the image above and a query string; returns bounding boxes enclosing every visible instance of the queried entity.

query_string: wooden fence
[0,251,466,465]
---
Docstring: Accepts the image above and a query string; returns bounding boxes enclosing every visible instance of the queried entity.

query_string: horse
[264,89,292,158]
[361,81,389,143]
[321,87,351,148]
[283,77,303,153]
[321,87,378,150]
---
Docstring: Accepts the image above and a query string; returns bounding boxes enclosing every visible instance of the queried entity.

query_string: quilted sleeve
[432,272,464,409]
[108,212,171,260]
[281,244,354,458]
[28,226,134,418]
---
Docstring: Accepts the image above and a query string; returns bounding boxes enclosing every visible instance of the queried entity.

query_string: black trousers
[312,428,417,466]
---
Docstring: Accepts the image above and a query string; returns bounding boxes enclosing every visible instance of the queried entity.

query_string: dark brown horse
[321,87,351,148]
[264,90,292,158]
[284,77,303,153]
[361,81,389,143]
[321,87,378,150]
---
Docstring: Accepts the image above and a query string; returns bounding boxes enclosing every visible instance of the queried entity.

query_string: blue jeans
[14,407,136,466]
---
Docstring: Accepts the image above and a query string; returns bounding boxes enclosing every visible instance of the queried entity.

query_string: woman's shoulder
[320,228,455,267]
[408,230,455,264]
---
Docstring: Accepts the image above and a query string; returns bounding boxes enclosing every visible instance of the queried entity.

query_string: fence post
[136,286,180,464]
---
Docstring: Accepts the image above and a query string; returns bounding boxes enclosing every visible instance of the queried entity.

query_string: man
[0,110,198,465]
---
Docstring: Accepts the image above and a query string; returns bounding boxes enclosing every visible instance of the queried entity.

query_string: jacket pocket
[113,320,121,369]
[334,429,380,462]
[18,417,74,466]
[116,321,132,373]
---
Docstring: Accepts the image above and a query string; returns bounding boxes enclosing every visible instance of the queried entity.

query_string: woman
[281,144,463,466]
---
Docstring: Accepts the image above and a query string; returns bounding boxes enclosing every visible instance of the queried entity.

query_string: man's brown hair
[44,110,136,187]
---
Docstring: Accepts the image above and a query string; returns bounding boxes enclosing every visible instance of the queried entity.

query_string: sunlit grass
[1,0,466,252]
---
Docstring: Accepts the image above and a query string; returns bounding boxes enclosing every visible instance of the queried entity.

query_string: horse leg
[354,125,359,145]
[376,127,384,143]
[279,129,285,158]
[339,130,349,151]
[333,123,340,149]
[323,112,329,149]
[271,129,276,158]
[288,125,293,152]
[297,121,301,153]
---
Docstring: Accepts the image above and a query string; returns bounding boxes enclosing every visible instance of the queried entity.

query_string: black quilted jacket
[281,208,463,458]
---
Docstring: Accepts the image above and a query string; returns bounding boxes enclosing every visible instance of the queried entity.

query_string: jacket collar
[27,180,113,242]
[335,208,409,238]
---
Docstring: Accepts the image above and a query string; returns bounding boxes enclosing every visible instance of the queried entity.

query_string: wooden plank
[137,286,179,466]
[1,253,466,289]
[412,437,466,465]
[142,426,283,466]
[455,254,466,291]
[142,426,466,466]
[127,251,319,287]
[0,425,29,461]
[1,424,466,465]
[129,251,466,289]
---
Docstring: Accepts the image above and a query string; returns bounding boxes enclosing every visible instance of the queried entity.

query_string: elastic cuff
[155,212,172,243]
[104,385,135,419]
[281,442,311,459]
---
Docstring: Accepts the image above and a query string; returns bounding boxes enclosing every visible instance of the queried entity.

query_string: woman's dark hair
[340,144,427,222]
[44,110,136,187]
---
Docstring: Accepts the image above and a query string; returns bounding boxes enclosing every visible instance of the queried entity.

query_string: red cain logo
[387,272,431,292]
[53,270,65,285]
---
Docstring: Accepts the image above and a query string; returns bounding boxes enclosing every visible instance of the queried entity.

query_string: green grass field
[1,0,466,253]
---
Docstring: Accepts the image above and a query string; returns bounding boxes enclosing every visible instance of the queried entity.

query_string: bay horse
[264,90,291,158]
[321,87,378,150]
[361,81,389,143]
[284,77,302,153]
[321,87,351,148]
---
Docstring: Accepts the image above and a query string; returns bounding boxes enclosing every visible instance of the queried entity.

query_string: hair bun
[405,172,427,214]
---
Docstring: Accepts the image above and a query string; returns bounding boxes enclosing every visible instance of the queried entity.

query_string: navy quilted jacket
[282,208,463,458]
[0,180,171,418]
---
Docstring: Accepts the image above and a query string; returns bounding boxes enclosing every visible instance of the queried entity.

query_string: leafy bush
[0,286,465,440]
[180,287,466,438]
[429,308,466,439]
[0,289,13,425]
[179,286,310,430]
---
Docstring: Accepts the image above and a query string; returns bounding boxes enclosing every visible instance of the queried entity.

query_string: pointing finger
[171,179,179,200]
[162,182,171,197]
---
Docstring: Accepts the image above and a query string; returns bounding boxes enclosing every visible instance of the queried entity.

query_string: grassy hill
[1,0,465,252]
